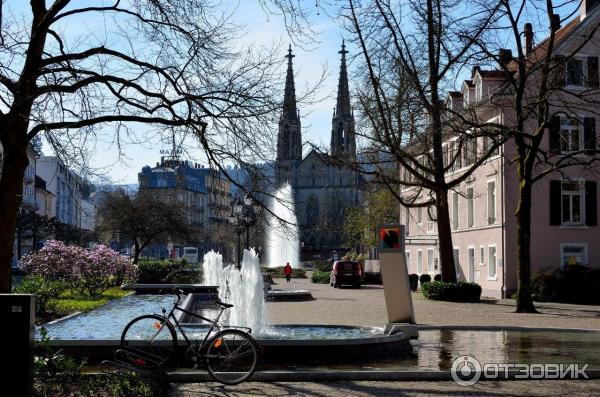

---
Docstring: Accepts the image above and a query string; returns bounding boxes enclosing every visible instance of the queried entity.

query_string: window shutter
[549,116,561,153]
[588,56,599,88]
[585,181,597,227]
[584,117,597,154]
[552,55,566,88]
[549,180,561,225]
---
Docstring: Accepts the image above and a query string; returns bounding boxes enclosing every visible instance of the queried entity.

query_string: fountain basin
[265,289,314,301]
[36,294,412,364]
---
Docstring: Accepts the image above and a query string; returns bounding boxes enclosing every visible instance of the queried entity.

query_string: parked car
[330,260,362,288]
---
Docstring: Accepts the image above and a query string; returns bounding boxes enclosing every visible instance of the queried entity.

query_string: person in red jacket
[283,262,293,283]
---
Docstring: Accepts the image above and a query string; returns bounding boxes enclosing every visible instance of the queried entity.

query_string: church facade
[275,44,363,258]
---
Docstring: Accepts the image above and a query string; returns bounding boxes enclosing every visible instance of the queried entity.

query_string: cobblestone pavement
[171,380,600,396]
[266,276,600,329]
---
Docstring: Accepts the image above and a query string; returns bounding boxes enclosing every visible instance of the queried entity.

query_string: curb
[167,369,600,383]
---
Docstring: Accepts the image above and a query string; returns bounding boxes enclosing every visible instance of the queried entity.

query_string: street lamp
[229,193,257,270]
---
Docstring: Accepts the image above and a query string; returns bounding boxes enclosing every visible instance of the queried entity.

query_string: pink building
[401,2,600,298]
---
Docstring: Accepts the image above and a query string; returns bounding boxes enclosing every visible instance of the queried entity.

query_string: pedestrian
[284,262,293,283]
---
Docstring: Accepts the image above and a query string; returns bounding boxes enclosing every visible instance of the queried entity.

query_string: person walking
[283,262,293,283]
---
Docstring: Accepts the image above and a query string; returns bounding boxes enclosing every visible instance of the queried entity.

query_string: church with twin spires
[275,43,363,257]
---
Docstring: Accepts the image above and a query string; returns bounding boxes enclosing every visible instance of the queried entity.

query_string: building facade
[36,156,96,231]
[400,3,600,298]
[138,158,232,257]
[275,44,363,258]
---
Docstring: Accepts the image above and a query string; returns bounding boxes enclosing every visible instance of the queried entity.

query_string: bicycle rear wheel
[120,314,177,369]
[205,329,259,385]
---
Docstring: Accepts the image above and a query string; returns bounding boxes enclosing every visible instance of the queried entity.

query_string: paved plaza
[266,275,600,330]
[172,380,600,396]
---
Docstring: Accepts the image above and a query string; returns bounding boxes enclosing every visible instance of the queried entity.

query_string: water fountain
[265,183,300,269]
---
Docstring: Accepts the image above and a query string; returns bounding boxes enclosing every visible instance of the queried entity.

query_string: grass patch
[46,287,130,317]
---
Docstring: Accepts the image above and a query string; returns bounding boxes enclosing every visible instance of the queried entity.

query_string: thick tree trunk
[0,129,29,292]
[515,178,537,313]
[435,189,457,282]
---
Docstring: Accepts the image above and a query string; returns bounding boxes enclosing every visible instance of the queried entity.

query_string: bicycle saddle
[216,300,234,308]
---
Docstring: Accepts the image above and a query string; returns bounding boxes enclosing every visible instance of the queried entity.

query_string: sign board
[378,224,405,253]
[377,223,415,326]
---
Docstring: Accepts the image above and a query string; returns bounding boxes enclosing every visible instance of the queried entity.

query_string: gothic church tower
[330,41,356,157]
[276,46,302,186]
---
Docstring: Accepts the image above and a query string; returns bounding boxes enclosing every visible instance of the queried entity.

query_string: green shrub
[314,260,333,272]
[419,274,431,286]
[408,274,419,291]
[311,270,331,284]
[532,265,600,305]
[13,276,68,314]
[261,266,307,278]
[434,274,442,281]
[136,258,199,284]
[421,281,482,302]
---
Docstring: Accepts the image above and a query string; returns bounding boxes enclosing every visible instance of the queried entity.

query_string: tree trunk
[515,177,537,313]
[0,131,29,292]
[133,241,141,265]
[435,189,457,282]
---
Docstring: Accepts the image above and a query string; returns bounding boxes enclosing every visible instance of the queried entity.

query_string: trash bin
[0,294,36,397]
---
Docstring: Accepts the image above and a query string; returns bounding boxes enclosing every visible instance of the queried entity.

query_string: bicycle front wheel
[205,329,259,385]
[120,314,177,369]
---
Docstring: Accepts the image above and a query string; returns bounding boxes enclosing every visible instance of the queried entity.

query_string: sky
[24,1,354,184]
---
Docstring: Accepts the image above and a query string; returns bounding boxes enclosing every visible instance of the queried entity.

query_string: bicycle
[119,288,259,385]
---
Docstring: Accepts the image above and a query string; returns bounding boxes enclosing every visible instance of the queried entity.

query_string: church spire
[282,45,298,121]
[331,41,356,157]
[335,40,351,118]
[276,45,302,186]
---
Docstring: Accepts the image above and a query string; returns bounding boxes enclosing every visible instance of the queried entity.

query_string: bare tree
[96,189,191,265]
[267,0,506,281]
[0,0,287,292]
[473,0,600,312]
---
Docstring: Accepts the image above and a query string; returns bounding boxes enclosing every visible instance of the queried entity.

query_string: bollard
[0,294,36,397]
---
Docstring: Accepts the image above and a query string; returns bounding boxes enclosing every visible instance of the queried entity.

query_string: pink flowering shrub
[19,240,137,296]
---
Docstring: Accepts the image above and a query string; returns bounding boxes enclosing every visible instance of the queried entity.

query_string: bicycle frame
[159,292,252,358]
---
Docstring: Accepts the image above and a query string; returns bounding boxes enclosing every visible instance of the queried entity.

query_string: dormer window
[565,56,599,87]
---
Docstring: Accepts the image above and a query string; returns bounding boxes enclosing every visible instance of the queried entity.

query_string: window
[417,207,422,224]
[427,249,435,273]
[561,181,584,225]
[452,192,459,230]
[406,251,410,268]
[488,246,497,279]
[453,248,460,279]
[480,246,485,265]
[467,187,474,227]
[560,244,587,267]
[417,250,423,274]
[560,118,583,153]
[566,58,585,86]
[483,136,499,156]
[487,180,496,224]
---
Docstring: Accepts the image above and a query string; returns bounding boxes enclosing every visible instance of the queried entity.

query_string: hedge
[311,270,331,284]
[419,274,431,287]
[261,266,307,279]
[408,274,418,291]
[532,265,600,305]
[137,258,202,284]
[421,281,482,302]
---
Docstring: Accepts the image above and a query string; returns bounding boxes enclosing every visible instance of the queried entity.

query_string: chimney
[551,14,561,32]
[498,49,513,67]
[524,23,533,55]
[581,0,600,20]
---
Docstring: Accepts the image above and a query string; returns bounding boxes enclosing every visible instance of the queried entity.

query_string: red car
[330,260,362,288]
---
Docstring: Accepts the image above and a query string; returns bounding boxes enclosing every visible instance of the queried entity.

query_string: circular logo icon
[451,355,482,386]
